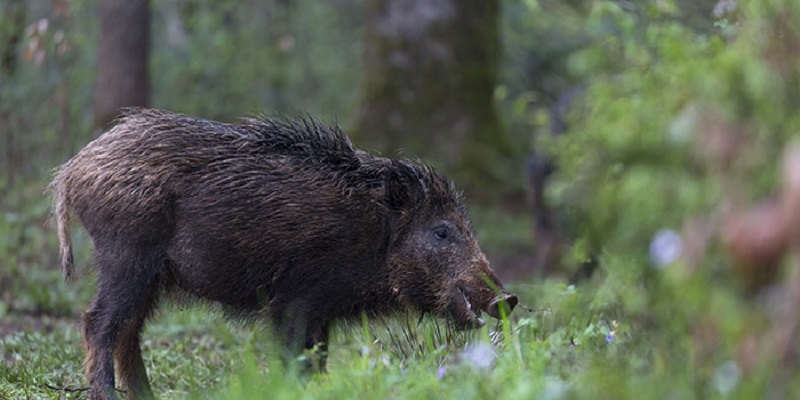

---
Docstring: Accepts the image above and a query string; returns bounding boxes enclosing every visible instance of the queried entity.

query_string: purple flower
[605,333,614,343]
[437,366,446,380]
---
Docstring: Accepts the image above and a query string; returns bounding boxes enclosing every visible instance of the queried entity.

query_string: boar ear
[382,170,412,210]
[382,161,424,211]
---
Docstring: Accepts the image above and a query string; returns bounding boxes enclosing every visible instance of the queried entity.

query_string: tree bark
[94,0,150,128]
[353,0,504,184]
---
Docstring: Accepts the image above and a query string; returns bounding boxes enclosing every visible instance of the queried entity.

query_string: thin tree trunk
[94,0,150,128]
[1,0,26,184]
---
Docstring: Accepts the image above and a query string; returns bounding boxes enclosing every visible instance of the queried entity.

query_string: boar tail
[51,177,75,282]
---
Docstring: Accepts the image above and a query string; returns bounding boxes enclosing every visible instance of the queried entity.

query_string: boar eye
[433,227,449,241]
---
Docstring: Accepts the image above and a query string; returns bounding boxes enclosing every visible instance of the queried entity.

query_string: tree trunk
[0,0,25,184]
[94,0,150,128]
[353,0,504,185]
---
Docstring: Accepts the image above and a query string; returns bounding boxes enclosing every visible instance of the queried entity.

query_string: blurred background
[5,0,800,396]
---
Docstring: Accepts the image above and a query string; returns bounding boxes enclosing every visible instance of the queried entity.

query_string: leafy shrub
[543,0,800,395]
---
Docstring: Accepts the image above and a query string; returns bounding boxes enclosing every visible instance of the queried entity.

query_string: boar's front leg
[274,305,329,373]
[303,322,329,373]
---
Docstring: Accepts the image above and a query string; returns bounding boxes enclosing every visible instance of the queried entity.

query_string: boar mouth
[456,287,486,329]
[449,287,519,330]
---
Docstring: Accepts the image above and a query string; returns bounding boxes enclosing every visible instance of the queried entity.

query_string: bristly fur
[67,108,458,239]
[50,107,511,400]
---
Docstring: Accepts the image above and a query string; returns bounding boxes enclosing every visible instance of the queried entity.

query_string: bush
[544,0,800,395]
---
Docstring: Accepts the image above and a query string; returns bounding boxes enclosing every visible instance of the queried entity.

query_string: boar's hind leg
[83,245,164,400]
[113,272,160,399]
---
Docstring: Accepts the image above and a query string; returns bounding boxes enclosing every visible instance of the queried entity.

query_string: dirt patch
[0,313,75,337]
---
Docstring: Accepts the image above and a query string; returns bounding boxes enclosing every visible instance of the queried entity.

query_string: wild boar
[51,108,517,399]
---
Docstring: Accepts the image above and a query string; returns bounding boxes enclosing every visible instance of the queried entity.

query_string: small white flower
[544,378,568,400]
[649,230,682,268]
[712,360,740,395]
[462,342,496,370]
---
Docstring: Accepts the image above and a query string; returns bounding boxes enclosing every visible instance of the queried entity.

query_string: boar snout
[484,293,518,319]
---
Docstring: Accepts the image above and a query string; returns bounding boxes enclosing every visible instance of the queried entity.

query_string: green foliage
[150,0,363,120]
[0,179,93,317]
[543,0,800,396]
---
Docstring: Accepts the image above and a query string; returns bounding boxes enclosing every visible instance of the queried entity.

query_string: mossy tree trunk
[94,0,150,128]
[353,0,505,185]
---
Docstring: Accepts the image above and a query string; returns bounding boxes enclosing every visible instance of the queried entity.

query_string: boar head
[383,162,517,329]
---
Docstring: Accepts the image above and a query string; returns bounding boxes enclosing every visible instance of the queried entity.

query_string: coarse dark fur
[51,108,516,400]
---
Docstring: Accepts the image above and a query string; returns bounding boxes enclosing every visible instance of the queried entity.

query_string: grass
[3,261,796,399]
[0,276,679,400]
[0,276,609,400]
